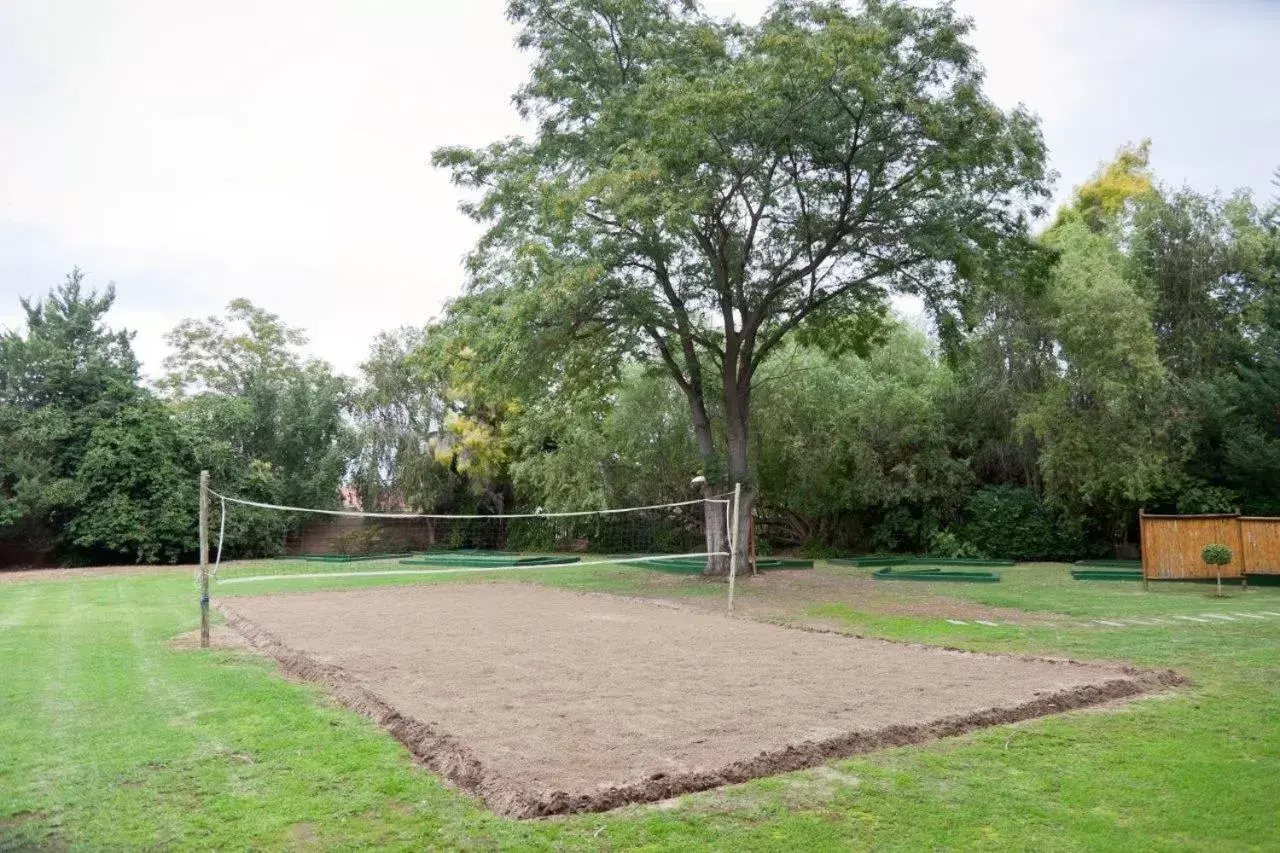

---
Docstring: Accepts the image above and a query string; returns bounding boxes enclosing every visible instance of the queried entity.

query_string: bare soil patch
[222,583,1181,818]
[0,564,190,583]
[169,625,251,651]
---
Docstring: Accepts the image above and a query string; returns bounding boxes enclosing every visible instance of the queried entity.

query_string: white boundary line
[218,551,729,586]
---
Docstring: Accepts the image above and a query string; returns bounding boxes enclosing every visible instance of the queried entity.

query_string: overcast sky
[1,0,1277,379]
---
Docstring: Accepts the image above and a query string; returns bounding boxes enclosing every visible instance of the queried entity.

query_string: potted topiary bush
[1201,543,1232,597]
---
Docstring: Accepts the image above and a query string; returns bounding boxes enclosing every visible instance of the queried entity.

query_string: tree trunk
[701,486,730,575]
[720,484,755,577]
[703,377,754,577]
[682,388,730,575]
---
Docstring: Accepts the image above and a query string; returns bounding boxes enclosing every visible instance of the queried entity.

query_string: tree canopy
[434,0,1051,572]
[0,271,194,563]
[2,6,1278,571]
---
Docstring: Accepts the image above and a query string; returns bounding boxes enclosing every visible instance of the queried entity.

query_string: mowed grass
[1,562,1278,851]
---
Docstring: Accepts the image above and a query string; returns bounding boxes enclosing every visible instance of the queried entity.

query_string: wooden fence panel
[1139,513,1244,580]
[1240,517,1280,576]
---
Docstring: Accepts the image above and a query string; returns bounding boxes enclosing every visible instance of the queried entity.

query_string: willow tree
[434,0,1049,574]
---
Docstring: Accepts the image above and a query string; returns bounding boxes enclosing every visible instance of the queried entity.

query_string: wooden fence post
[1139,509,1149,592]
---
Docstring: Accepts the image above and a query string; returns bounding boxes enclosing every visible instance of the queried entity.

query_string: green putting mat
[828,556,1014,568]
[297,552,414,563]
[1072,559,1142,569]
[1070,568,1142,581]
[632,557,814,574]
[871,566,1000,583]
[398,554,581,568]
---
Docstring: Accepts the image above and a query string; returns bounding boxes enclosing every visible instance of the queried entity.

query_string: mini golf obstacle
[828,556,1014,569]
[870,566,1001,583]
[634,556,814,574]
[298,552,415,563]
[1070,559,1142,581]
[399,551,581,568]
[827,556,1007,581]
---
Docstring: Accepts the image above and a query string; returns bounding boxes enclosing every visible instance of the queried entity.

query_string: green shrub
[928,529,985,559]
[868,507,941,555]
[1202,543,1232,566]
[505,518,557,552]
[333,526,384,556]
[1202,542,1234,596]
[1178,486,1238,515]
[954,486,1082,561]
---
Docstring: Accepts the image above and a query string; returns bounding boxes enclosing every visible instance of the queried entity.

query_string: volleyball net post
[199,469,210,648]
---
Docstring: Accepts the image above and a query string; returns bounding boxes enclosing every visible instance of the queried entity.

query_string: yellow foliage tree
[1063,140,1156,232]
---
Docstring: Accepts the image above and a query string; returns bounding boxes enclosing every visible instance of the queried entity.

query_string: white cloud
[1,0,1276,377]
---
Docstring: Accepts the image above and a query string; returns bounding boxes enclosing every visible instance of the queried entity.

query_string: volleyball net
[202,489,733,586]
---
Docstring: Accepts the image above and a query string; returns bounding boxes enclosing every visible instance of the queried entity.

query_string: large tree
[161,300,351,552]
[0,270,198,564]
[434,0,1049,573]
[350,327,449,511]
[751,324,971,553]
[1018,214,1183,545]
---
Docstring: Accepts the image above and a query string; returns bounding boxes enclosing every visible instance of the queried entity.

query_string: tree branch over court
[433,0,1051,574]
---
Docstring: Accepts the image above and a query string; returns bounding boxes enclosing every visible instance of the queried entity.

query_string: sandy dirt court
[222,582,1181,817]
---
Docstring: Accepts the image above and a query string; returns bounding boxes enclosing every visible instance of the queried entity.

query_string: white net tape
[209,491,719,520]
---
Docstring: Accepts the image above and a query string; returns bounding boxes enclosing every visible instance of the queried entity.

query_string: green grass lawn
[2,561,1278,851]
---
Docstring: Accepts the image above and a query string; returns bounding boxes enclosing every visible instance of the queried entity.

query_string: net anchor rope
[196,497,228,587]
[213,497,226,578]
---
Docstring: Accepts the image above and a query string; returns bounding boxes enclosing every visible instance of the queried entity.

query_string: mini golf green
[1070,568,1143,581]
[871,566,1001,583]
[398,554,581,568]
[828,556,1014,569]
[297,552,414,563]
[634,557,815,574]
[1070,559,1142,581]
